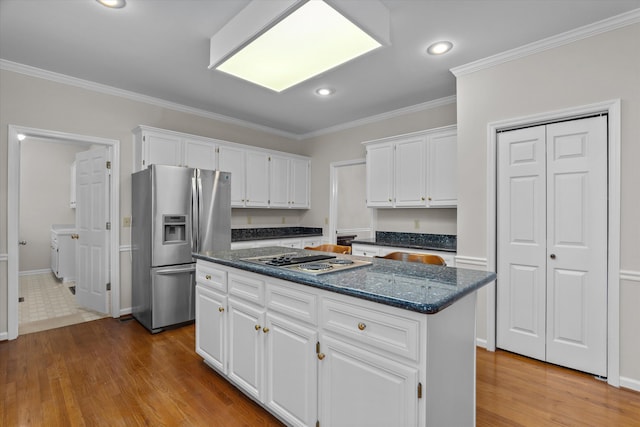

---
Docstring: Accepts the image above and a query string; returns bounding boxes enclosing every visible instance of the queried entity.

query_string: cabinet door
[228,298,265,400]
[245,151,270,207]
[195,285,227,372]
[394,136,427,207]
[183,139,217,170]
[289,158,310,208]
[426,131,457,207]
[264,313,318,427]
[318,335,419,427]
[218,145,246,207]
[269,154,290,208]
[366,142,394,207]
[143,132,182,168]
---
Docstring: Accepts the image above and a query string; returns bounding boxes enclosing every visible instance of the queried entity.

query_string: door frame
[485,99,621,386]
[7,125,121,340]
[329,159,375,244]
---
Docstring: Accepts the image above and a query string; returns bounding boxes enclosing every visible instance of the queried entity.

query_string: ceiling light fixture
[96,0,126,8]
[427,41,453,55]
[17,134,26,141]
[315,87,335,96]
[209,0,390,92]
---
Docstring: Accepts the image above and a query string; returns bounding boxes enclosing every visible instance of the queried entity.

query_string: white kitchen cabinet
[351,243,455,266]
[289,158,310,208]
[245,151,270,207]
[133,126,217,171]
[364,125,457,208]
[318,335,419,427]
[365,141,394,206]
[196,259,478,426]
[195,285,227,373]
[267,154,311,209]
[50,225,76,282]
[218,145,247,207]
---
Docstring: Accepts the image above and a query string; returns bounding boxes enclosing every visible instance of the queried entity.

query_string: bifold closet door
[497,116,607,377]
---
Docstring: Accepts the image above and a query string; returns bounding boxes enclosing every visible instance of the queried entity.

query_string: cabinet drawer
[229,272,265,306]
[266,281,318,325]
[196,263,227,293]
[321,297,420,362]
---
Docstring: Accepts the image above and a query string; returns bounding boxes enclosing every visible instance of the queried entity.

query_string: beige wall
[301,102,458,236]
[456,24,640,383]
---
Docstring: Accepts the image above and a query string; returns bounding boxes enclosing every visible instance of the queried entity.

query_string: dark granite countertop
[194,246,494,315]
[232,227,322,242]
[352,232,457,253]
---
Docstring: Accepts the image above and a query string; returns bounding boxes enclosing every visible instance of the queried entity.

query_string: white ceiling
[1,0,638,138]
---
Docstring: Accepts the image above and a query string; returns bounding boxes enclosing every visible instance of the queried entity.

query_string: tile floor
[18,272,107,334]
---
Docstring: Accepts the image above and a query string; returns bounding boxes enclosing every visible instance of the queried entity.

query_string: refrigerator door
[151,165,195,266]
[197,169,231,252]
[151,264,196,331]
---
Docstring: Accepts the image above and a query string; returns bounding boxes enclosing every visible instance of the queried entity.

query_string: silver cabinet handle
[19,240,27,246]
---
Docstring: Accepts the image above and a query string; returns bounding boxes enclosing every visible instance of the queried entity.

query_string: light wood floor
[1,318,639,426]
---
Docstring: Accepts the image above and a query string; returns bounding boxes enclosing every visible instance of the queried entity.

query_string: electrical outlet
[414,219,420,229]
[281,217,286,224]
[247,216,252,225]
[324,217,329,225]
[123,216,132,227]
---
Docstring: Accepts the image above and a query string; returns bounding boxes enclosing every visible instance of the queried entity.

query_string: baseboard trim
[620,376,640,393]
[0,331,8,341]
[119,307,132,316]
[119,245,132,252]
[19,268,52,276]
[476,338,488,349]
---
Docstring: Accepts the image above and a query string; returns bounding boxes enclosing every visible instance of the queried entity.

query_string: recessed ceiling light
[316,88,335,96]
[427,41,453,55]
[17,134,26,141]
[96,0,126,9]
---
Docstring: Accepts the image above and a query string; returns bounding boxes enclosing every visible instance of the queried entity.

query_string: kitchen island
[193,247,495,427]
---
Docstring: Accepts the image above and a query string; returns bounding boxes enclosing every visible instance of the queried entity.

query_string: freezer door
[198,169,231,252]
[151,264,196,331]
[151,165,195,266]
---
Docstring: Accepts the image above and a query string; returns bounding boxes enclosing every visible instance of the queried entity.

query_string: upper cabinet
[133,125,310,209]
[364,125,457,208]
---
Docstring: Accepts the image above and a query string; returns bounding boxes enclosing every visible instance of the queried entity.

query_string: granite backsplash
[232,227,323,242]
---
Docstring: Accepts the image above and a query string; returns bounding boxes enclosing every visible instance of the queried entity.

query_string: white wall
[456,23,640,386]
[19,139,87,272]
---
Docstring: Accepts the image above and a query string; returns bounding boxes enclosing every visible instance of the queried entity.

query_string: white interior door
[333,161,373,242]
[497,116,607,377]
[75,147,110,314]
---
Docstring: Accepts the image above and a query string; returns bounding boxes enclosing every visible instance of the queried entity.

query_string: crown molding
[0,59,300,140]
[451,8,640,77]
[299,95,457,140]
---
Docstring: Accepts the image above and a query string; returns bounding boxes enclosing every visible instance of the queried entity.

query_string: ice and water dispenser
[163,215,187,244]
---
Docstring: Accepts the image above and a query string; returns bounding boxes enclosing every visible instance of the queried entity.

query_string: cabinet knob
[550,254,556,259]
[357,322,367,331]
[262,327,270,333]
[71,234,79,240]
[255,324,261,331]
[218,306,225,312]
[388,198,392,202]
[421,197,425,201]
[428,197,432,201]
[205,274,211,280]
[317,353,326,360]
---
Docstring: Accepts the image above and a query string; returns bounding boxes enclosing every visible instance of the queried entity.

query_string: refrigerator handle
[197,170,203,252]
[191,171,198,253]
[155,265,196,275]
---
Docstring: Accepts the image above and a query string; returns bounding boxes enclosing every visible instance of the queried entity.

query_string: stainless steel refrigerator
[132,165,231,333]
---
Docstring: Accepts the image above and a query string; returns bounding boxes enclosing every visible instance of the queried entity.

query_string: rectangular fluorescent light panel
[215,0,382,92]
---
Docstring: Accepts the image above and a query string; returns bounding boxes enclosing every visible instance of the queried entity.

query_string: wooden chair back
[376,251,446,266]
[304,244,352,254]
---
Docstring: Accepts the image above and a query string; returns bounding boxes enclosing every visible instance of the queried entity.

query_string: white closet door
[497,126,547,361]
[497,116,608,377]
[545,117,607,376]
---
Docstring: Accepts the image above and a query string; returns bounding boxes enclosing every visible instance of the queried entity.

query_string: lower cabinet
[318,335,419,427]
[195,285,227,373]
[195,260,477,427]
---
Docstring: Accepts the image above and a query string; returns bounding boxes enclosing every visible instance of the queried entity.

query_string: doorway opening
[7,125,121,340]
[485,99,621,386]
[329,159,375,244]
